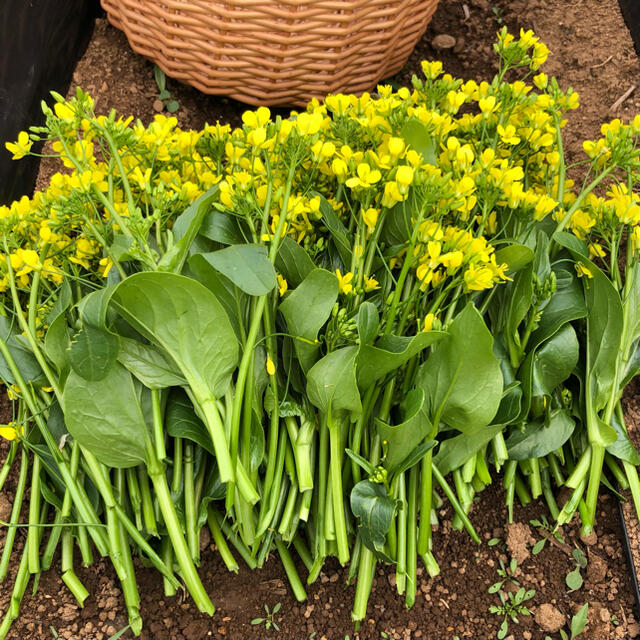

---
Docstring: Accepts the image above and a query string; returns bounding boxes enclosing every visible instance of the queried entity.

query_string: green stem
[328,412,349,566]
[26,455,42,574]
[207,508,238,573]
[0,447,29,581]
[396,473,407,595]
[184,442,199,562]
[405,466,418,609]
[276,539,307,602]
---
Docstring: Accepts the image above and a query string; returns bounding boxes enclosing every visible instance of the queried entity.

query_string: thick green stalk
[276,539,307,602]
[405,466,419,609]
[26,455,42,574]
[137,466,158,536]
[146,440,214,615]
[0,441,18,492]
[327,411,349,565]
[417,450,433,556]
[61,529,89,607]
[0,447,29,581]
[432,465,480,543]
[207,508,238,573]
[396,474,407,595]
[184,442,199,562]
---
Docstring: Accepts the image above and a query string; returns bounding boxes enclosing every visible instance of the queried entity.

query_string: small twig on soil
[462,3,470,20]
[608,85,637,113]
[590,55,613,69]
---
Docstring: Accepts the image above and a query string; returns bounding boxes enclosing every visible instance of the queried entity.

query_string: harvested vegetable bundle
[0,28,637,636]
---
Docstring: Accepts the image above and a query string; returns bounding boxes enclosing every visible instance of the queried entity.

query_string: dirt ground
[5,0,640,638]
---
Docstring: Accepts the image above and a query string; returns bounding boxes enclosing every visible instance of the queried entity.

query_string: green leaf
[495,244,535,275]
[44,313,71,374]
[416,303,502,432]
[345,449,377,476]
[506,409,575,460]
[275,236,315,287]
[529,268,587,350]
[112,269,238,448]
[356,331,447,391]
[392,440,436,477]
[117,337,187,388]
[570,603,589,639]
[376,389,432,472]
[506,264,533,344]
[187,252,247,341]
[166,100,180,113]
[200,210,244,245]
[306,346,361,418]
[62,364,148,468]
[158,186,219,273]
[68,324,119,381]
[553,231,589,258]
[400,119,436,164]
[565,567,583,591]
[530,324,579,397]
[0,316,46,387]
[46,279,72,324]
[318,195,352,267]
[350,480,396,560]
[357,302,379,347]
[531,539,546,555]
[606,407,639,465]
[165,389,213,454]
[153,65,166,92]
[279,268,338,373]
[433,424,504,475]
[200,244,276,296]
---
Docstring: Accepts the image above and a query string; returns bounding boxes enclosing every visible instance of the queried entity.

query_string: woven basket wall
[100,0,440,106]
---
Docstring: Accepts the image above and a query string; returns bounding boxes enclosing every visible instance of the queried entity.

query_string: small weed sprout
[489,587,535,639]
[251,602,282,631]
[488,557,520,594]
[153,65,180,113]
[530,515,565,554]
[566,548,587,591]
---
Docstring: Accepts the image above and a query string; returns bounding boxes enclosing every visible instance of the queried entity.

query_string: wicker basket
[100,0,440,106]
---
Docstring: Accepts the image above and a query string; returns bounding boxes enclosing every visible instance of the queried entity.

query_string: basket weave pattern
[100,0,440,106]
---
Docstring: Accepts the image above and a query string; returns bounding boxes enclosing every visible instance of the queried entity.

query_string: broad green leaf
[495,244,535,275]
[553,231,588,258]
[200,209,244,245]
[533,231,551,282]
[392,440,436,478]
[565,567,583,591]
[434,424,504,475]
[350,480,396,560]
[416,304,502,432]
[606,407,640,465]
[46,279,72,324]
[506,409,576,460]
[63,364,148,468]
[356,331,447,391]
[506,263,533,344]
[492,337,522,425]
[530,324,579,398]
[44,313,71,374]
[357,302,379,347]
[158,185,219,273]
[166,389,214,454]
[400,119,436,164]
[318,195,352,267]
[0,316,46,387]
[280,268,339,373]
[112,272,238,400]
[187,252,246,341]
[529,268,587,350]
[200,244,277,296]
[68,324,119,381]
[275,236,315,287]
[306,346,361,418]
[118,337,187,389]
[376,389,432,472]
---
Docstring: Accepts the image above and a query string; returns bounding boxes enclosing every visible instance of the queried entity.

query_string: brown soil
[7,0,640,638]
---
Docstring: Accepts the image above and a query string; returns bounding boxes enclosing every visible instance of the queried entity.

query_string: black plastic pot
[0,0,100,205]
[617,0,640,58]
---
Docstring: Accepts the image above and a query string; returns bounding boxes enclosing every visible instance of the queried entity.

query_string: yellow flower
[497,124,521,146]
[335,269,354,295]
[242,106,271,129]
[530,42,550,70]
[479,96,498,116]
[421,60,443,80]
[0,422,20,441]
[381,181,404,208]
[277,274,288,296]
[266,356,276,376]
[346,163,382,189]
[533,73,548,89]
[575,262,593,279]
[363,276,380,291]
[99,257,114,278]
[54,102,75,121]
[388,137,405,157]
[464,264,495,291]
[395,165,414,193]
[588,243,606,259]
[362,207,379,231]
[632,225,639,255]
[5,131,33,159]
[422,313,436,332]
